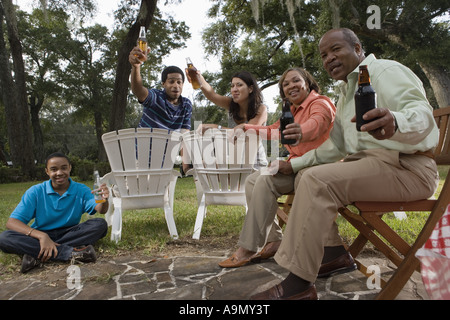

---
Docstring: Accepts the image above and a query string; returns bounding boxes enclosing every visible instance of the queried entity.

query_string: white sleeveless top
[228,117,268,170]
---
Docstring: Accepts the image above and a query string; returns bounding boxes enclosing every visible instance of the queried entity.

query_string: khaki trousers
[238,169,300,252]
[274,149,439,283]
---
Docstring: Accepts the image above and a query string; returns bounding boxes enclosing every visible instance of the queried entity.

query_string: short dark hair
[45,152,71,167]
[161,66,185,83]
[334,28,365,54]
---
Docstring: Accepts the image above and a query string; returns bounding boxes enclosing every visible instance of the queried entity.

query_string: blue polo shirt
[10,178,97,231]
[138,88,192,131]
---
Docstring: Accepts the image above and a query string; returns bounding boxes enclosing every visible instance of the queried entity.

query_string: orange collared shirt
[244,90,336,161]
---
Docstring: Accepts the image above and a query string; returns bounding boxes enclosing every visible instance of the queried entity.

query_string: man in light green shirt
[290,52,438,173]
[251,28,439,300]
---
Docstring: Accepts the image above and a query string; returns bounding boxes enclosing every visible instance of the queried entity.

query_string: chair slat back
[102,128,181,198]
[183,129,258,193]
[228,132,244,192]
[204,131,221,191]
[433,106,450,165]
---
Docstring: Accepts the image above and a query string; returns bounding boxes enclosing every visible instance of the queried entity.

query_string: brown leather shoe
[218,253,252,268]
[250,283,318,300]
[250,241,281,262]
[318,252,357,278]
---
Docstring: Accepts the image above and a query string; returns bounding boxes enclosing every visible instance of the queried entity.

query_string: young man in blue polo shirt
[129,45,193,174]
[0,153,109,273]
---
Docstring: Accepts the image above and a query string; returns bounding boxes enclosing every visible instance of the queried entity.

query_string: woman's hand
[282,123,302,146]
[196,124,212,135]
[233,124,246,132]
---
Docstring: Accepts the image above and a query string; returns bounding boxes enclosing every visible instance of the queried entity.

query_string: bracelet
[26,228,34,236]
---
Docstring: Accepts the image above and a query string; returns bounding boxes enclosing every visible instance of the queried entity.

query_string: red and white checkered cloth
[416,204,450,300]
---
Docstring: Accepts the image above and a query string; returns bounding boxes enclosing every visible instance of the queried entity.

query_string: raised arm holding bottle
[128,28,193,174]
[186,68,268,132]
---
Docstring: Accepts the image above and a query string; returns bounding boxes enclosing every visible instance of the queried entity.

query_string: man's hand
[92,183,109,201]
[277,160,294,175]
[266,160,294,176]
[93,183,110,214]
[36,232,59,262]
[352,108,397,140]
[129,46,150,66]
[5,218,59,262]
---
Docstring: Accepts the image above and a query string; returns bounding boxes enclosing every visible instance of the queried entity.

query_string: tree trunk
[109,0,157,132]
[94,110,106,162]
[0,0,35,176]
[329,0,343,28]
[0,139,7,165]
[419,63,450,109]
[384,32,450,109]
[29,93,45,164]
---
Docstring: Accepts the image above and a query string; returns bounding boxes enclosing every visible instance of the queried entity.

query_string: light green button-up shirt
[290,54,439,173]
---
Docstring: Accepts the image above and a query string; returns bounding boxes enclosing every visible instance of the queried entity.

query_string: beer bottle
[186,57,201,90]
[93,170,105,204]
[138,26,148,60]
[355,65,377,131]
[280,99,296,145]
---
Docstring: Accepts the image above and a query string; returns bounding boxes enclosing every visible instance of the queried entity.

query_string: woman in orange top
[219,67,337,268]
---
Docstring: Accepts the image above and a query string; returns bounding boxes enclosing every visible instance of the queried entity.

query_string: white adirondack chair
[182,129,259,239]
[101,128,181,242]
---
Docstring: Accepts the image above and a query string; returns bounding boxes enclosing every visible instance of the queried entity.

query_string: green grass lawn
[0,166,448,275]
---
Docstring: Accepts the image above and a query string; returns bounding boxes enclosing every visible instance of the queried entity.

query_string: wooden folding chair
[182,129,259,239]
[276,106,450,299]
[101,128,182,242]
[338,106,450,299]
[277,192,294,228]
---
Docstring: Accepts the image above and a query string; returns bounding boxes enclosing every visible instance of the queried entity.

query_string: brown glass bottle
[355,65,377,131]
[186,57,201,90]
[280,99,296,145]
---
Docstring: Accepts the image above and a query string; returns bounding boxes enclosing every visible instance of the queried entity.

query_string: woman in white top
[188,70,269,168]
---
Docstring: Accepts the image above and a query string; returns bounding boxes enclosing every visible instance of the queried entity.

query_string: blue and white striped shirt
[138,88,192,131]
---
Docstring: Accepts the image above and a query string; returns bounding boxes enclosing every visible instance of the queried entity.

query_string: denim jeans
[0,218,108,261]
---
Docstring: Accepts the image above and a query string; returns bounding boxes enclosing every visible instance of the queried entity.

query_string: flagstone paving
[0,250,427,301]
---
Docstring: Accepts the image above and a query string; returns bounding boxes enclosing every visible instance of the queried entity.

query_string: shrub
[0,159,110,183]
[70,156,110,181]
[0,166,23,183]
